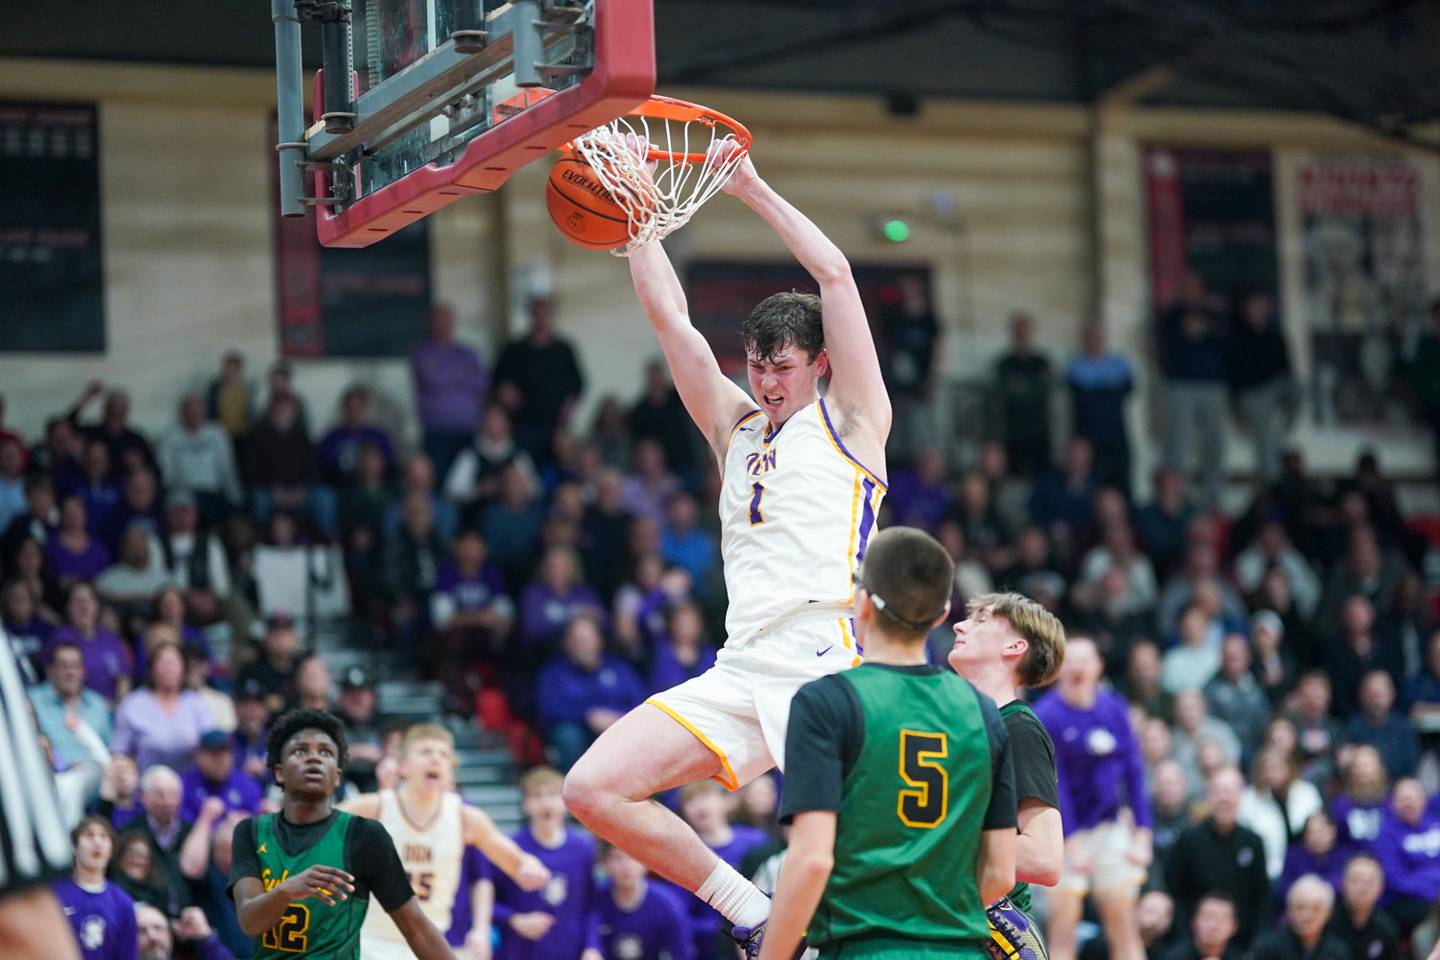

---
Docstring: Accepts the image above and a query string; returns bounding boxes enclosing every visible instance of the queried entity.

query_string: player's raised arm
[720,148,891,442]
[628,240,755,459]
[462,805,551,891]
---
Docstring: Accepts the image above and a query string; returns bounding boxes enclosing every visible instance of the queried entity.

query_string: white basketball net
[570,107,750,256]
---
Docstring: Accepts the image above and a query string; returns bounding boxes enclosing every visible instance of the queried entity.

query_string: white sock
[696,860,771,928]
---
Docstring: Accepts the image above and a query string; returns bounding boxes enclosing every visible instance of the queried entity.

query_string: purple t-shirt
[318,425,397,477]
[179,766,263,823]
[1332,793,1388,848]
[52,877,137,960]
[658,825,767,960]
[434,563,510,612]
[520,582,605,648]
[1374,809,1440,903]
[598,881,694,960]
[45,535,112,583]
[535,654,647,729]
[412,339,489,431]
[1034,688,1153,834]
[111,689,214,772]
[1277,843,1345,904]
[46,628,131,702]
[486,826,599,960]
[648,641,717,696]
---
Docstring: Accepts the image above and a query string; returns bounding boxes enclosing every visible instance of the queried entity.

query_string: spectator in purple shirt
[1277,811,1346,909]
[47,582,131,703]
[178,731,262,823]
[53,816,136,960]
[1035,637,1152,960]
[1332,744,1389,852]
[536,614,645,770]
[429,529,515,683]
[111,641,214,774]
[598,843,694,960]
[520,546,605,654]
[478,766,602,960]
[411,305,489,481]
[75,440,121,538]
[318,385,397,486]
[46,496,112,590]
[1343,669,1420,780]
[649,600,717,695]
[1373,777,1440,935]
[621,440,681,528]
[4,577,54,684]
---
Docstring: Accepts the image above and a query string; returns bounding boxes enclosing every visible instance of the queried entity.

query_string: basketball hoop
[568,95,753,255]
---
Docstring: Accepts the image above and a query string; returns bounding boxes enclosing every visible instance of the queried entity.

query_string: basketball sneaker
[731,921,808,960]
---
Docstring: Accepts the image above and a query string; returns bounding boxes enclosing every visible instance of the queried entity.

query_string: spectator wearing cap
[318,384,397,487]
[536,614,645,770]
[336,667,384,791]
[112,640,215,774]
[179,730,261,823]
[1250,874,1348,960]
[236,613,303,716]
[156,489,234,628]
[159,393,241,522]
[1343,670,1420,780]
[29,639,112,761]
[1372,778,1440,934]
[411,305,490,481]
[231,679,271,786]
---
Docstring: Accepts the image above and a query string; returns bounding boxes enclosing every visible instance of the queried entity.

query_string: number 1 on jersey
[749,482,766,525]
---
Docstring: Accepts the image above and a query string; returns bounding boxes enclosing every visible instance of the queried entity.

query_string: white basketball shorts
[646,612,862,791]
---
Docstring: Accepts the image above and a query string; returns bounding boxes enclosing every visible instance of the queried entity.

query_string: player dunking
[342,723,551,960]
[564,142,891,953]
[228,709,454,960]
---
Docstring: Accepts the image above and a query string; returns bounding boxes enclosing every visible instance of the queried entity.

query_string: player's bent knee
[561,758,610,823]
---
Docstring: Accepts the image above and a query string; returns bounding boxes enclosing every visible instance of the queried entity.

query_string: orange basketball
[546,156,631,250]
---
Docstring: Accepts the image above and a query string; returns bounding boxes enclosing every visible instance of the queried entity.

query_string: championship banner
[1297,154,1428,427]
[0,101,105,352]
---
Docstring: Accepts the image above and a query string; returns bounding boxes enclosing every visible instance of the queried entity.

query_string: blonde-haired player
[948,593,1066,959]
[343,724,550,960]
[564,140,891,955]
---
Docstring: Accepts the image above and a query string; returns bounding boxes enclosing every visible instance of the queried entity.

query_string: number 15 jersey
[720,398,885,647]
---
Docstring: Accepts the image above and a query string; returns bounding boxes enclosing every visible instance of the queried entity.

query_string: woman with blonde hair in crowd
[111,639,214,772]
[1331,744,1390,850]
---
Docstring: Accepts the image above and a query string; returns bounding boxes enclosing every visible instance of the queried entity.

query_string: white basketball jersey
[359,789,464,943]
[720,398,885,646]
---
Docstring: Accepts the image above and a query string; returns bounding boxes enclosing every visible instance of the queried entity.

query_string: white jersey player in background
[564,141,891,954]
[343,724,550,960]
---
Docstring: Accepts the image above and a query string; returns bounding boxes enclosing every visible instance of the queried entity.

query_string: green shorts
[816,938,991,959]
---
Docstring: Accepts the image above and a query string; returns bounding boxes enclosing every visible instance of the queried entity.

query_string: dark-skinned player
[227,708,456,959]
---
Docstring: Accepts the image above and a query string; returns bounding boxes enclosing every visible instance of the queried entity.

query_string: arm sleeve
[348,817,417,913]
[1007,713,1060,809]
[226,819,260,895]
[978,693,1017,831]
[777,677,857,823]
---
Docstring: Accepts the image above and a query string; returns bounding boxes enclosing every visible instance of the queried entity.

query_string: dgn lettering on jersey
[746,450,778,477]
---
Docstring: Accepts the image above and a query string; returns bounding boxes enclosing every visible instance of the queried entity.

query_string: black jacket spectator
[628,362,695,479]
[994,312,1052,477]
[1168,769,1270,950]
[493,298,584,463]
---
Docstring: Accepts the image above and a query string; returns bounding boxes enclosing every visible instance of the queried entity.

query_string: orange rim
[571,95,752,165]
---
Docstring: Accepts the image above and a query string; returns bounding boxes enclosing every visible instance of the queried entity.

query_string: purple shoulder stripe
[818,398,888,490]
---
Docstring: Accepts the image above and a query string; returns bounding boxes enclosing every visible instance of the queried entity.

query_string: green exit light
[882,218,910,242]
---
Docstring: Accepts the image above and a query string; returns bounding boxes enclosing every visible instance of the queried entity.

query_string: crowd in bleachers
[4,286,1440,959]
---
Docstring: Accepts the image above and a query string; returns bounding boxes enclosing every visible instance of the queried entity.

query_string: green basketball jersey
[805,664,1007,951]
[253,812,367,960]
[997,699,1060,915]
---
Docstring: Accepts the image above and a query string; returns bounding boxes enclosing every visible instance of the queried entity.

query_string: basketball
[546,156,631,250]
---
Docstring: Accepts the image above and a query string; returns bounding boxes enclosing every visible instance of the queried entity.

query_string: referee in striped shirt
[0,628,80,960]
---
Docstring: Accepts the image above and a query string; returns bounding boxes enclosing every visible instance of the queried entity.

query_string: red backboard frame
[312,0,654,248]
